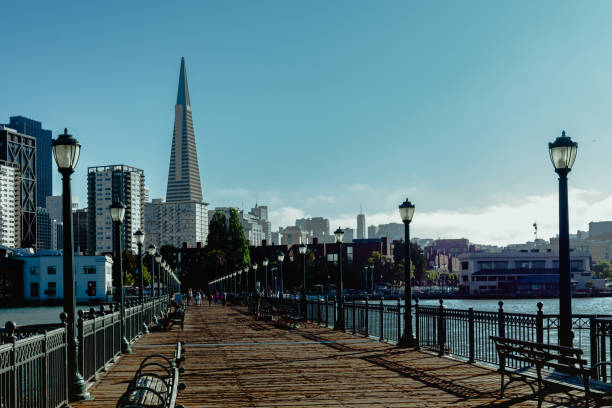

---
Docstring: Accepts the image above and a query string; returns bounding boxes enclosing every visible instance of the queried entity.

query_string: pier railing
[0,295,169,408]
[252,295,612,383]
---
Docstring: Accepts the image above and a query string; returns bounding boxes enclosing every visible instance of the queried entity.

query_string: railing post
[590,316,598,380]
[317,297,321,324]
[77,310,85,379]
[90,308,97,379]
[365,297,369,337]
[468,307,475,363]
[352,300,356,334]
[5,321,17,407]
[536,302,544,344]
[397,298,401,343]
[415,298,420,350]
[43,330,49,408]
[438,299,444,356]
[498,301,505,338]
[379,297,384,341]
[324,296,328,327]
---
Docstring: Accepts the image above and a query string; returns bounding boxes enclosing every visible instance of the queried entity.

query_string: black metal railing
[245,295,612,383]
[0,295,170,408]
[0,326,68,408]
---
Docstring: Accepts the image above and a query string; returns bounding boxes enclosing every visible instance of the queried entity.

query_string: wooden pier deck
[73,304,579,407]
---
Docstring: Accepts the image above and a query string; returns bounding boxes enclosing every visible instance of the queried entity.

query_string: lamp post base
[69,373,91,402]
[397,334,416,348]
[142,323,149,334]
[121,337,132,354]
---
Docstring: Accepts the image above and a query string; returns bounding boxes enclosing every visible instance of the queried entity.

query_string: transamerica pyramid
[166,57,203,202]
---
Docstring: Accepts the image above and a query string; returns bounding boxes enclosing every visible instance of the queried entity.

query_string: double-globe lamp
[398,198,415,348]
[334,227,345,330]
[549,130,578,348]
[52,129,90,401]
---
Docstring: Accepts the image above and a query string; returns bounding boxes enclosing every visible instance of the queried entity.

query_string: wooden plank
[71,304,586,407]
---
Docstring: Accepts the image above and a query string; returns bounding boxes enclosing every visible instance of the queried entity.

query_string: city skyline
[5,1,612,245]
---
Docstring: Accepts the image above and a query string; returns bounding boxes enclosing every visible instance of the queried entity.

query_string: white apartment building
[0,163,19,247]
[144,199,208,248]
[20,253,113,303]
[87,165,145,255]
[280,226,310,246]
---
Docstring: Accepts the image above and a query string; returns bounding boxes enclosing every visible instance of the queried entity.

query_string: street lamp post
[398,198,416,348]
[253,264,258,294]
[161,261,167,295]
[299,244,307,318]
[147,245,156,297]
[134,230,148,334]
[334,228,345,331]
[110,201,131,354]
[52,128,90,401]
[155,253,162,297]
[134,231,145,303]
[278,253,285,298]
[263,258,269,295]
[549,130,578,348]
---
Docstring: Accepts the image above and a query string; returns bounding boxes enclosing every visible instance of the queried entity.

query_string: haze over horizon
[3,1,612,246]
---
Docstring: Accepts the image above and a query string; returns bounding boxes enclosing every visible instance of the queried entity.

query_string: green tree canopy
[207,211,229,250]
[592,261,612,279]
[228,208,251,271]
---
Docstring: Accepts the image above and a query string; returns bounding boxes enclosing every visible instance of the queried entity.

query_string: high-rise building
[87,165,145,255]
[295,217,332,243]
[357,213,366,239]
[249,204,272,243]
[145,199,208,249]
[52,220,63,250]
[0,126,36,248]
[377,223,404,241]
[145,57,209,248]
[368,225,378,239]
[73,208,88,254]
[0,163,20,247]
[36,208,52,250]
[166,57,203,203]
[343,227,354,243]
[4,117,52,208]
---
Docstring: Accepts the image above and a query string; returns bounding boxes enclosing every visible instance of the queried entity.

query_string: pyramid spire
[166,57,203,202]
[176,56,190,106]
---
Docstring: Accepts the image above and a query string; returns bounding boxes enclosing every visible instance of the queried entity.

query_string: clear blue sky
[3,1,612,244]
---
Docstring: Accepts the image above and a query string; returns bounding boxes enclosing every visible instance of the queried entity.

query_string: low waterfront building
[458,250,605,296]
[17,252,113,303]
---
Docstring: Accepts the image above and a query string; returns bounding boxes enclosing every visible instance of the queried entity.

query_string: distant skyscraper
[0,126,36,248]
[0,163,20,247]
[344,228,354,243]
[4,116,52,209]
[36,208,52,250]
[87,165,145,255]
[166,57,203,202]
[357,213,366,239]
[368,225,378,239]
[73,208,88,254]
[145,57,209,248]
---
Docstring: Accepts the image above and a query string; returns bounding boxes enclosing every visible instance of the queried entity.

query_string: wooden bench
[255,298,273,322]
[159,304,185,331]
[274,302,304,329]
[490,336,612,407]
[116,342,187,408]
